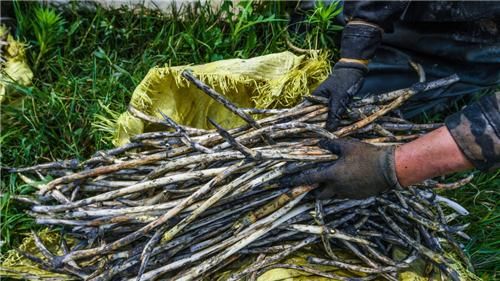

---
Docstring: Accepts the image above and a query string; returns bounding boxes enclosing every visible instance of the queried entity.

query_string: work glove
[314,22,383,131]
[281,138,402,199]
[313,61,368,131]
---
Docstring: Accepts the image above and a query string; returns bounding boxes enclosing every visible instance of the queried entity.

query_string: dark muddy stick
[361,244,398,266]
[376,197,449,232]
[136,224,168,281]
[377,207,460,281]
[31,232,89,279]
[147,193,311,281]
[435,203,474,271]
[226,238,320,281]
[83,142,146,167]
[8,159,80,173]
[341,240,400,281]
[181,70,261,130]
[159,111,214,154]
[182,70,275,145]
[208,117,261,159]
[16,248,89,279]
[128,105,208,136]
[313,199,339,259]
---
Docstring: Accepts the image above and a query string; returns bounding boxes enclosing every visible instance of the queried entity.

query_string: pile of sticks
[10,70,473,281]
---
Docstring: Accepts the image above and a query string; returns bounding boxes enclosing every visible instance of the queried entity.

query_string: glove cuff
[333,60,369,73]
[340,22,383,60]
[381,146,403,190]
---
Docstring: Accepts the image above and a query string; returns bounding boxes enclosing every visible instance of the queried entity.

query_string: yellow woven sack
[111,51,330,146]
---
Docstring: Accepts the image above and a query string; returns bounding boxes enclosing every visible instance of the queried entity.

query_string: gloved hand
[281,138,402,199]
[312,61,368,131]
[313,21,383,131]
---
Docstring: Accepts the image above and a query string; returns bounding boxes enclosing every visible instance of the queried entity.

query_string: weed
[306,0,343,50]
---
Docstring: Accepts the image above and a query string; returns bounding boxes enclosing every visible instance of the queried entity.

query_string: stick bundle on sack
[8,70,474,281]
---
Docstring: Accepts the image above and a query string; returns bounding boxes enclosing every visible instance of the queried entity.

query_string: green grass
[0,1,497,279]
[0,0,337,252]
[442,171,499,280]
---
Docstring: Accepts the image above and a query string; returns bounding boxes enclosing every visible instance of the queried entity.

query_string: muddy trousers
[358,44,499,119]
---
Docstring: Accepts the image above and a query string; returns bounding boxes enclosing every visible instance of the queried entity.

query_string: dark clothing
[342,1,500,172]
[446,93,500,171]
[358,45,497,116]
[344,1,500,38]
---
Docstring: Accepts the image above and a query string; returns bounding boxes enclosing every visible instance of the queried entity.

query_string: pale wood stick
[141,191,311,281]
[351,74,458,107]
[59,163,247,263]
[160,161,264,243]
[39,152,168,195]
[335,91,415,137]
[363,134,421,143]
[241,108,287,115]
[286,224,376,246]
[128,105,208,136]
[33,167,226,213]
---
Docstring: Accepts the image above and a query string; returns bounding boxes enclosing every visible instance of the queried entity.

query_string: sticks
[350,74,458,107]
[182,70,275,145]
[8,73,471,281]
[181,70,261,130]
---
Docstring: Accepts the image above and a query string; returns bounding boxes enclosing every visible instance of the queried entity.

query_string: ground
[0,1,498,279]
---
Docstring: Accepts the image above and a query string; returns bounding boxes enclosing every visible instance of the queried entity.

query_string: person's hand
[281,138,401,199]
[313,21,383,131]
[312,61,367,131]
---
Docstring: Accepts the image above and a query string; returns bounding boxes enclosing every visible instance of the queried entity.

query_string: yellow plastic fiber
[109,51,330,146]
[0,229,74,280]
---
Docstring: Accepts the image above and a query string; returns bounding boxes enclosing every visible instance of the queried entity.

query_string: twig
[181,70,275,145]
[208,118,260,160]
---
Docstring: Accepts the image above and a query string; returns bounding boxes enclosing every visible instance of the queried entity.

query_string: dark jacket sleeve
[340,1,410,61]
[445,93,500,172]
[343,1,410,31]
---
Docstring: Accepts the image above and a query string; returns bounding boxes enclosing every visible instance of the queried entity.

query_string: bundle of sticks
[9,70,474,281]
